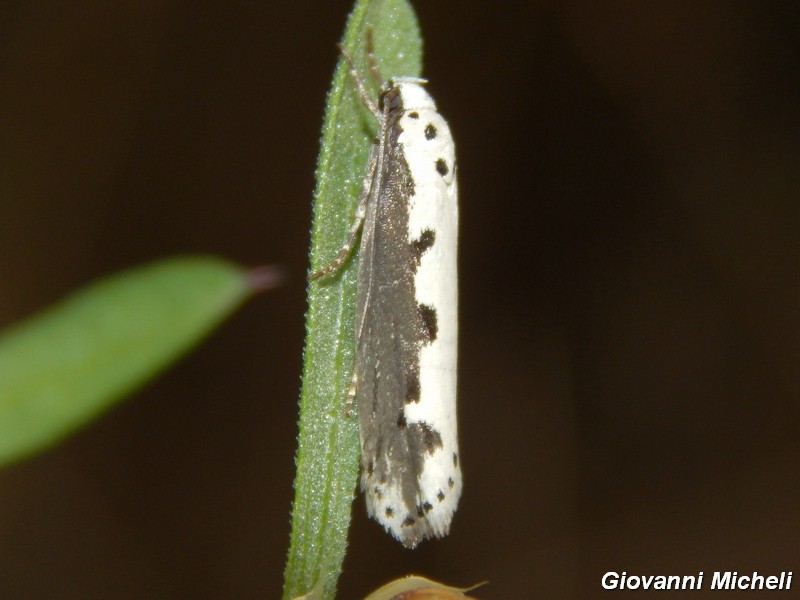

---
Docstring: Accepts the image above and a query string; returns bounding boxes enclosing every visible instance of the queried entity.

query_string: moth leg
[343,372,358,416]
[310,142,379,280]
[364,27,384,88]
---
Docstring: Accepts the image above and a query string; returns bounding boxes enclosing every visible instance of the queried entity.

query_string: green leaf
[282,1,422,599]
[0,256,263,468]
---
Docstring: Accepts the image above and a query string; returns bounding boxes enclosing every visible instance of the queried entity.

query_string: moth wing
[354,136,442,547]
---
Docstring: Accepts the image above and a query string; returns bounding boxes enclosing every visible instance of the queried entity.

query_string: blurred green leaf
[282,0,422,599]
[0,256,266,468]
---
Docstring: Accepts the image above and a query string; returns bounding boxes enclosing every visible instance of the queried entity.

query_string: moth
[312,36,461,548]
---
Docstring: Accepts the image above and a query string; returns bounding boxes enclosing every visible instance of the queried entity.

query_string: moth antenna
[364,27,384,86]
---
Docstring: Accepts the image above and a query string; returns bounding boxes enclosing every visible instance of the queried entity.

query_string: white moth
[311,38,461,548]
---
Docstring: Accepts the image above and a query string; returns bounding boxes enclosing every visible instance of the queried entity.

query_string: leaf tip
[246,264,286,292]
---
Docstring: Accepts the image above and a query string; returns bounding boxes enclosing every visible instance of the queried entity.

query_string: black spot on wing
[453,453,459,468]
[437,490,445,502]
[385,506,394,518]
[405,369,420,404]
[448,477,454,489]
[418,304,438,343]
[412,422,443,454]
[408,111,419,119]
[435,158,449,176]
[402,515,416,528]
[411,229,435,267]
[425,123,437,140]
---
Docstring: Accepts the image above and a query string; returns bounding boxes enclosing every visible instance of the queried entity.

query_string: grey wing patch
[354,124,444,546]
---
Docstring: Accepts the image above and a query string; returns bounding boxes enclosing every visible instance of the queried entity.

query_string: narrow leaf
[283,0,422,599]
[0,256,265,468]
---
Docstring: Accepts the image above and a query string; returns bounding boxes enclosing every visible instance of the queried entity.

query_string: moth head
[381,78,437,113]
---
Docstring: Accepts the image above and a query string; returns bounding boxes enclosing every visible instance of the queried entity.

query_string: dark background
[1,1,799,598]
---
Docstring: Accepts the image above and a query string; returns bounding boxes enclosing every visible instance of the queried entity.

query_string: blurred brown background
[1,1,799,598]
